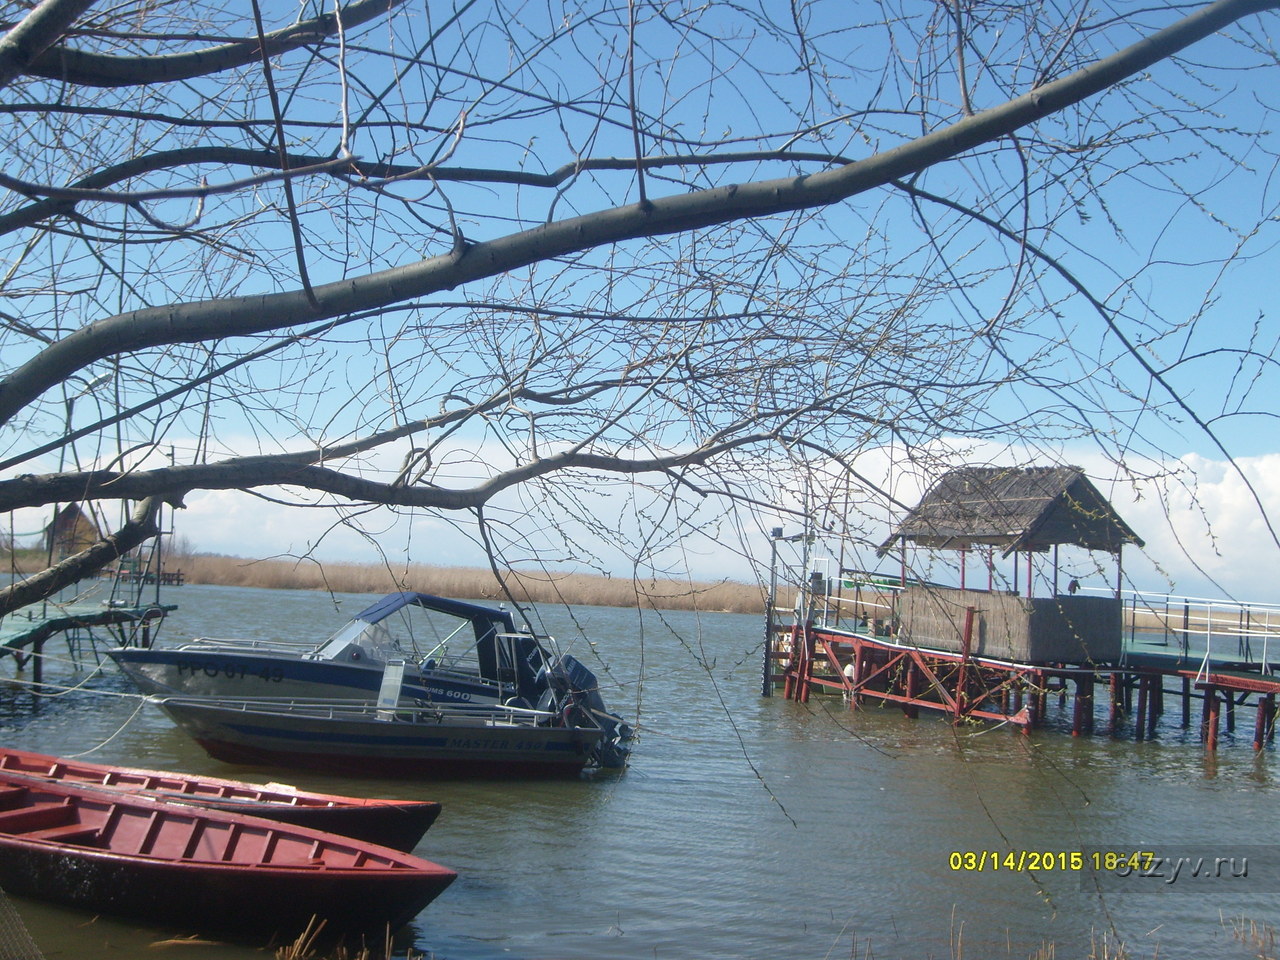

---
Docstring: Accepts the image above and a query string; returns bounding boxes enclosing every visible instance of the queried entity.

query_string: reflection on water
[1,583,1278,958]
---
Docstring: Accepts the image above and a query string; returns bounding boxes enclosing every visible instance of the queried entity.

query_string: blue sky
[3,1,1279,608]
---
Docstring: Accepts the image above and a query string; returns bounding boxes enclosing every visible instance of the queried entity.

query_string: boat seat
[24,822,100,845]
[0,801,74,833]
[0,786,28,810]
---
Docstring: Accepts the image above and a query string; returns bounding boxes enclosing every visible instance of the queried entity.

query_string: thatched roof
[877,465,1143,557]
[44,503,101,556]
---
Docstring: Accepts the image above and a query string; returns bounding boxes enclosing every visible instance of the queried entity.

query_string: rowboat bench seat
[0,801,74,834]
[24,822,100,845]
[0,785,28,809]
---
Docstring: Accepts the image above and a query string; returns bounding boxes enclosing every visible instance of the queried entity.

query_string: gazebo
[876,465,1143,664]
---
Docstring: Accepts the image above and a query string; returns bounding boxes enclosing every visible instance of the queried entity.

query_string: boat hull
[0,746,440,852]
[0,774,455,939]
[159,700,604,778]
[109,647,500,705]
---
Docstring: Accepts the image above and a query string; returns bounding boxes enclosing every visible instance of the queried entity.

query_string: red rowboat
[0,746,439,852]
[0,771,456,939]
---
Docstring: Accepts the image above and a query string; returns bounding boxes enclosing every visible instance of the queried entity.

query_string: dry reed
[170,554,772,615]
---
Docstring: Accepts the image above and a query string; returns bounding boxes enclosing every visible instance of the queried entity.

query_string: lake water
[1,583,1278,959]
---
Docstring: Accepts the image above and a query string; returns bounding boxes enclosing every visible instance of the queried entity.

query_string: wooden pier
[764,621,1280,751]
[763,465,1280,751]
[0,601,173,688]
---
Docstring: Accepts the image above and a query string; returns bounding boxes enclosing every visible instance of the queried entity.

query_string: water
[2,583,1278,959]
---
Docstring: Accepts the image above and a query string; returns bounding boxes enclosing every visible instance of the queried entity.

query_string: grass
[273,919,424,960]
[1226,914,1278,960]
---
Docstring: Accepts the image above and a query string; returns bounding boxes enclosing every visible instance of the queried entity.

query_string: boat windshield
[310,604,483,667]
[311,619,369,659]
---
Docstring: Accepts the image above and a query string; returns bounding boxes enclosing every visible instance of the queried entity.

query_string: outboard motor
[538,653,633,768]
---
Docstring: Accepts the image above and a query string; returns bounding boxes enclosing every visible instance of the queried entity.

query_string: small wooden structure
[765,465,1280,751]
[44,504,101,560]
[877,465,1142,664]
[878,465,1142,559]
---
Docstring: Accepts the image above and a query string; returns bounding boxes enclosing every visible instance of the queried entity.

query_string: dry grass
[170,553,773,615]
[1226,914,1278,960]
[273,918,422,960]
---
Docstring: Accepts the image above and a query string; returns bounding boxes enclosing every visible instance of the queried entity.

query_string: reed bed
[170,554,771,615]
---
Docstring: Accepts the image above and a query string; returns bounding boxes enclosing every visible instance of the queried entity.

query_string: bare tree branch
[3,0,1271,429]
[0,0,97,91]
[0,497,161,614]
[23,0,402,87]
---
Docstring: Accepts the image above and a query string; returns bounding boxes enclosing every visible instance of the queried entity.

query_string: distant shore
[86,553,775,615]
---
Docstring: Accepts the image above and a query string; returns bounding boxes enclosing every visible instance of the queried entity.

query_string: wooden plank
[0,801,73,833]
[25,822,99,845]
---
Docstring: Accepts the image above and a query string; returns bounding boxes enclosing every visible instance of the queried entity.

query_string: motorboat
[112,592,634,768]
[108,592,537,707]
[155,685,628,778]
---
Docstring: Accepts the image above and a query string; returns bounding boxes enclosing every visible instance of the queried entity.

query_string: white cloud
[14,432,1280,606]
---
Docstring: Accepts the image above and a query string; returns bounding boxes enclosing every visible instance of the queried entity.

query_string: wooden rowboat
[0,745,439,852]
[0,771,456,939]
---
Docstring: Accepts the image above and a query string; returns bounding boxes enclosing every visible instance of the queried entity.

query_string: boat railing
[179,637,317,652]
[418,621,475,669]
[154,695,573,728]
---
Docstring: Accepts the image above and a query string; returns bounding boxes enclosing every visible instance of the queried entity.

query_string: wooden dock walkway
[0,601,174,685]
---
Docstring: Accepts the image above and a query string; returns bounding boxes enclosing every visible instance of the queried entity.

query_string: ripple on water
[3,587,1279,959]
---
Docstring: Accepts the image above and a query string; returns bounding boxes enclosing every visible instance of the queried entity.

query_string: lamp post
[763,527,784,697]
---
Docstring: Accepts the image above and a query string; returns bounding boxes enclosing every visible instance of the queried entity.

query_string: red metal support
[1147,675,1161,738]
[953,607,976,723]
[797,622,815,704]
[1107,672,1120,733]
[782,622,800,700]
[903,660,919,719]
[771,617,1280,755]
[1200,685,1221,751]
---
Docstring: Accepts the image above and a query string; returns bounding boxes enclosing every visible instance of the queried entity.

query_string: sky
[3,2,1279,611]
[14,437,1280,610]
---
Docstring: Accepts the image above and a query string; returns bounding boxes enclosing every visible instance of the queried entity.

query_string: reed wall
[897,585,1123,663]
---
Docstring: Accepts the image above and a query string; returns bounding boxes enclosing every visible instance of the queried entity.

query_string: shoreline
[46,553,774,616]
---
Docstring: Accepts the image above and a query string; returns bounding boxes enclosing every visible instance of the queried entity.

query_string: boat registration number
[176,661,285,682]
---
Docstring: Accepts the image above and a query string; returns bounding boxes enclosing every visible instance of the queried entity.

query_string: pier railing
[784,573,1280,680]
[1106,589,1280,678]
